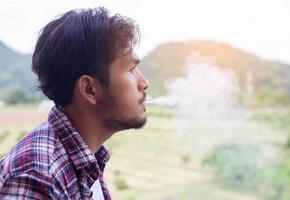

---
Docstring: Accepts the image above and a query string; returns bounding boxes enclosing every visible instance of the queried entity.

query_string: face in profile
[97,50,149,132]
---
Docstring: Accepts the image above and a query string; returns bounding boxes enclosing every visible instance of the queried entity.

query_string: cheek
[110,74,138,102]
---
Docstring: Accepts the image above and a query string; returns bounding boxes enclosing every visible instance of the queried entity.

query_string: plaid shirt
[0,106,111,200]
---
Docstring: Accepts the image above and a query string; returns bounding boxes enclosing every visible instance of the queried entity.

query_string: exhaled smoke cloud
[166,52,240,121]
[165,52,243,159]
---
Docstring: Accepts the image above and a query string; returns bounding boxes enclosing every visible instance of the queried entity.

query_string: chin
[103,115,147,132]
[124,114,147,129]
[132,116,147,129]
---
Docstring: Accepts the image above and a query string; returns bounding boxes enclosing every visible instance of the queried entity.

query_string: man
[0,7,149,199]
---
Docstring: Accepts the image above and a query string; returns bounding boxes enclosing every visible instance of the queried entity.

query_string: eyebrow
[129,57,140,67]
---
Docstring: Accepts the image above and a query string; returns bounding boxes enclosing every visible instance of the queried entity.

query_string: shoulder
[0,122,69,197]
[0,122,57,178]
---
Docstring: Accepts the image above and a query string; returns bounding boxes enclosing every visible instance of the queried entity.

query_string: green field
[0,105,289,200]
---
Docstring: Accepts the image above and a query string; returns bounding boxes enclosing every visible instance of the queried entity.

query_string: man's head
[32,7,149,131]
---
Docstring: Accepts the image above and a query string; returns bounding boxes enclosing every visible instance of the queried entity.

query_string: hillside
[139,40,290,106]
[0,40,289,106]
[0,41,38,101]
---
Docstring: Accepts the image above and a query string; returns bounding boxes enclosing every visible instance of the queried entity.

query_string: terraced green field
[2,105,288,200]
[104,114,263,200]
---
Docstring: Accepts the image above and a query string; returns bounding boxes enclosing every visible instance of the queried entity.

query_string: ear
[75,75,102,105]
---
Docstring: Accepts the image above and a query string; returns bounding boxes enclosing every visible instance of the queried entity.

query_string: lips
[139,93,147,104]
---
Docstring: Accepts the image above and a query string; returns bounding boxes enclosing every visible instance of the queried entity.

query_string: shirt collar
[48,106,110,178]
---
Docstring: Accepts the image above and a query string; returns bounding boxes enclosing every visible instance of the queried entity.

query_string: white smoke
[167,52,240,120]
[166,52,242,158]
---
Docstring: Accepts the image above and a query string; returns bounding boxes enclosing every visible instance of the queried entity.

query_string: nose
[138,70,149,91]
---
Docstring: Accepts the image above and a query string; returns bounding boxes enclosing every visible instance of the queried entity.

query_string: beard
[97,90,147,132]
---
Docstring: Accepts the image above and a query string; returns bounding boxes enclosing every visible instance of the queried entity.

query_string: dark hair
[32,7,140,107]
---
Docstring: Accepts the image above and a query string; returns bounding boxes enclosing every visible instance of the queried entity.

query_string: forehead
[114,50,140,67]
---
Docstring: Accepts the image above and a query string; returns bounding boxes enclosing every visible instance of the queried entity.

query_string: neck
[61,104,113,153]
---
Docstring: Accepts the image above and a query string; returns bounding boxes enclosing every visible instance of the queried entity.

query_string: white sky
[0,0,289,63]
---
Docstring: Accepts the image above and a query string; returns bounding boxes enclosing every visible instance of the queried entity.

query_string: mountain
[0,41,37,98]
[139,40,290,106]
[0,40,289,106]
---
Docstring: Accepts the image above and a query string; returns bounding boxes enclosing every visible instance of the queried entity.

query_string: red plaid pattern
[0,106,111,200]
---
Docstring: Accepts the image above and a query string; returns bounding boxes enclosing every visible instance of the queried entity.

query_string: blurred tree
[202,142,262,191]
[2,85,28,104]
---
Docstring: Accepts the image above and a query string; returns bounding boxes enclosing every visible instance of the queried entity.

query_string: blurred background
[0,0,290,199]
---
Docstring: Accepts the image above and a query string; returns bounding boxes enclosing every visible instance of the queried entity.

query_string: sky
[0,0,289,63]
